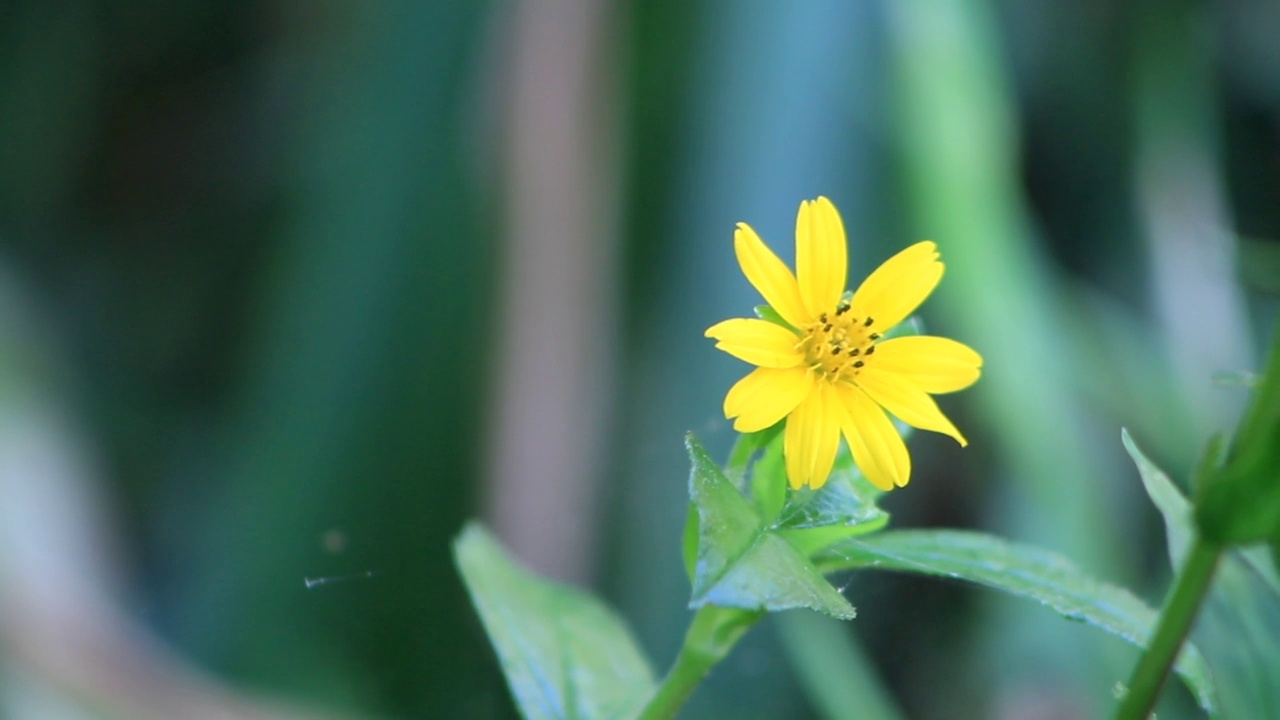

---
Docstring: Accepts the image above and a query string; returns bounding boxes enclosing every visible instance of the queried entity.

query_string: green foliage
[685,434,856,619]
[454,524,656,720]
[1126,431,1280,718]
[812,529,1219,717]
[1197,330,1280,544]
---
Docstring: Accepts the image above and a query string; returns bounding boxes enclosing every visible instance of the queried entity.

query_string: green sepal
[685,433,855,619]
[453,523,656,720]
[753,304,797,332]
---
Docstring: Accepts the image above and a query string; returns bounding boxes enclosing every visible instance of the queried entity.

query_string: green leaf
[682,502,698,585]
[748,430,788,526]
[686,434,855,619]
[774,449,890,533]
[1126,430,1280,719]
[726,424,782,484]
[813,530,1219,717]
[1197,324,1280,544]
[767,438,894,559]
[1123,428,1194,567]
[1125,429,1280,594]
[453,523,656,720]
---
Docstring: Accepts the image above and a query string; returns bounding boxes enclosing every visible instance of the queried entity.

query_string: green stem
[636,606,761,720]
[1113,536,1222,720]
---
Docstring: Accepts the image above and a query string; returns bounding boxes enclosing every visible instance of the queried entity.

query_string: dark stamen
[865,346,876,355]
[823,324,833,332]
[864,317,875,327]
[853,360,864,368]
[869,332,881,340]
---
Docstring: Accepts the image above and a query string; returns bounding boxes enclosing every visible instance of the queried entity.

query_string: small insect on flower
[706,197,982,491]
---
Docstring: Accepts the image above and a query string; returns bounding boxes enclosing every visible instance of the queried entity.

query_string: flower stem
[636,606,761,720]
[1113,535,1221,720]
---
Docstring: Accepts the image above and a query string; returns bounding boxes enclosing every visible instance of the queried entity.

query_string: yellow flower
[706,197,982,491]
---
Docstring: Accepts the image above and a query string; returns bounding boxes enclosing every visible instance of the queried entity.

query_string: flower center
[799,299,881,384]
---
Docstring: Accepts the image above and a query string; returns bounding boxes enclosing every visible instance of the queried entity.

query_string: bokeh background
[1,1,1278,718]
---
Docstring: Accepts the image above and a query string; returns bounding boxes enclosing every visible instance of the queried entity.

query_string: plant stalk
[636,606,760,720]
[1113,535,1221,720]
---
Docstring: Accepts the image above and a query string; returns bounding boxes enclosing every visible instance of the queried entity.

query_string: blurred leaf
[686,434,855,619]
[813,530,1218,716]
[1126,431,1280,718]
[774,612,905,720]
[454,523,656,720]
[1238,237,1280,295]
[1211,370,1260,389]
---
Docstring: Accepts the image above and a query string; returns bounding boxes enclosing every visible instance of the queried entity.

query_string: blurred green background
[0,1,1277,718]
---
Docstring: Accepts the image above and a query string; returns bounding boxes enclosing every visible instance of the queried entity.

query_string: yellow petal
[870,336,983,393]
[723,366,812,433]
[855,367,967,446]
[783,383,842,489]
[706,318,803,368]
[795,197,848,318]
[850,241,942,331]
[837,384,911,490]
[734,222,809,328]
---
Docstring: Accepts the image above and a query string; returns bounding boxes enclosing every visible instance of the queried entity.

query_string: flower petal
[723,366,812,433]
[870,336,983,393]
[850,241,943,331]
[734,222,809,328]
[783,383,842,489]
[706,318,803,368]
[795,197,848,318]
[837,384,911,490]
[855,367,967,446]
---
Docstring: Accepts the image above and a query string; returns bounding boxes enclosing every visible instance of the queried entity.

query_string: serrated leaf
[686,434,855,619]
[454,523,655,720]
[1126,430,1280,718]
[774,449,890,533]
[813,530,1218,717]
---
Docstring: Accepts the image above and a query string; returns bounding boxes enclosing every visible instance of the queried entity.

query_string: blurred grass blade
[774,612,905,720]
[454,523,656,720]
[686,434,855,619]
[813,530,1218,717]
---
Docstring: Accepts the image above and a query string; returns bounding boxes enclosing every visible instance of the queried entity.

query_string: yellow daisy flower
[706,197,983,491]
